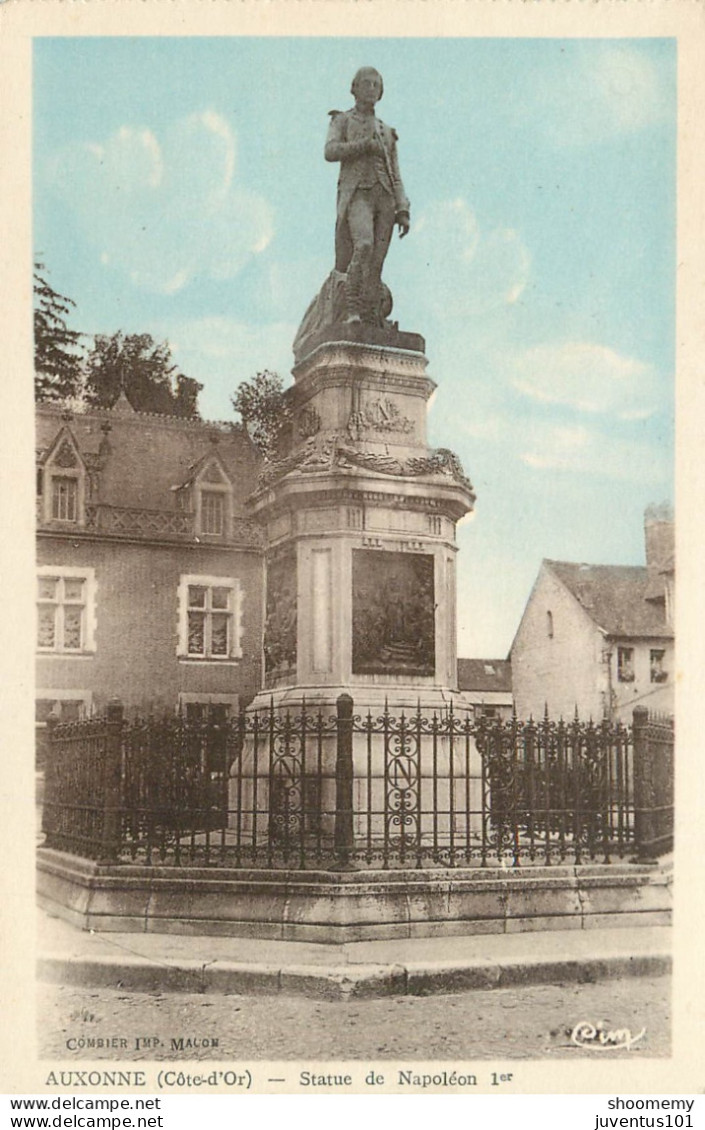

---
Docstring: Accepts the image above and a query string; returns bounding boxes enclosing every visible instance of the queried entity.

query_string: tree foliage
[34,262,85,403]
[85,332,202,418]
[34,264,201,417]
[231,370,291,460]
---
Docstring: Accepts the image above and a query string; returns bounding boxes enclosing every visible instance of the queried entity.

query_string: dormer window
[41,430,86,527]
[201,490,225,536]
[51,476,78,522]
[193,455,233,539]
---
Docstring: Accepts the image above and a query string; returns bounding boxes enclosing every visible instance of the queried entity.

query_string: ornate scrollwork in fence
[40,698,671,871]
[381,709,421,862]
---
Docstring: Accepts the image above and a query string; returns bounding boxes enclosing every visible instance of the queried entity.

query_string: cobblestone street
[38,974,669,1061]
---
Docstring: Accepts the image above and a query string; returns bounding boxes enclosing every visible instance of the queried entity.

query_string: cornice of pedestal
[289,366,437,407]
[249,466,475,527]
[292,339,436,401]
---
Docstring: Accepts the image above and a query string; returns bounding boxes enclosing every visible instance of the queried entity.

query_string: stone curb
[37,950,671,1001]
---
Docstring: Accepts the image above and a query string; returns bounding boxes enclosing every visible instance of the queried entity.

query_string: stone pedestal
[230,329,476,849]
[249,330,475,709]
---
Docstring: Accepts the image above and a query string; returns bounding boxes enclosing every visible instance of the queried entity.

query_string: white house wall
[511,564,607,721]
[609,638,675,722]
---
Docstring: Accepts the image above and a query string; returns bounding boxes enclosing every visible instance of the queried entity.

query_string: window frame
[616,645,635,683]
[41,432,86,526]
[36,566,97,655]
[178,693,240,719]
[177,574,243,662]
[194,459,233,540]
[51,476,79,522]
[177,694,240,777]
[35,690,93,724]
[35,690,93,771]
[479,704,498,719]
[650,648,668,683]
[200,489,226,536]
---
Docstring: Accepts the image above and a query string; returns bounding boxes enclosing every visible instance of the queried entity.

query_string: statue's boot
[361,279,385,326]
[344,263,363,324]
[345,246,378,324]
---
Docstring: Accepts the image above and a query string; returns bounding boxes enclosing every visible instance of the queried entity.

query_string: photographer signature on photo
[570,1020,646,1051]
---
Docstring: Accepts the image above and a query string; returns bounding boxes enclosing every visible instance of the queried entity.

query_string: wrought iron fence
[41,697,674,870]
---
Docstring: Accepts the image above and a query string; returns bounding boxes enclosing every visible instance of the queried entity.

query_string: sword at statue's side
[374,119,396,190]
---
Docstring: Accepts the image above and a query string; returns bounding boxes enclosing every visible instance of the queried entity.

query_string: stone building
[457,658,513,720]
[35,397,264,759]
[510,506,674,722]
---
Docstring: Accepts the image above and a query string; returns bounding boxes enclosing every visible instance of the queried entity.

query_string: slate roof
[457,658,512,694]
[545,560,673,640]
[36,402,261,512]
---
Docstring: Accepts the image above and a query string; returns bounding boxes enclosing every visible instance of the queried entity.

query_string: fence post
[41,713,59,845]
[101,700,124,864]
[632,705,673,861]
[334,693,356,870]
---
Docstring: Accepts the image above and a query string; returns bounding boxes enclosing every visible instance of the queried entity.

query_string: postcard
[1,0,704,1099]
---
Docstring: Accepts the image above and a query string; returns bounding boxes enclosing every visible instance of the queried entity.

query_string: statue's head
[351,67,384,104]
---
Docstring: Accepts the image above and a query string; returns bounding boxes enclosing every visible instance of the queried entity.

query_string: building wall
[663,571,675,629]
[462,691,514,721]
[608,637,675,722]
[511,564,607,721]
[36,535,264,715]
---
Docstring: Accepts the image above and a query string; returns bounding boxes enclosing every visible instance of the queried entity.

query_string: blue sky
[33,36,676,657]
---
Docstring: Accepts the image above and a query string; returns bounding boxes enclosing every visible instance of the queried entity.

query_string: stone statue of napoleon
[327,66,410,323]
[293,67,411,361]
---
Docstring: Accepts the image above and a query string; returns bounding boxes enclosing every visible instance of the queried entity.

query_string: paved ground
[38,974,669,1061]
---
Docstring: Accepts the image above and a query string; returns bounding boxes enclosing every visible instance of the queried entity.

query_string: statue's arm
[389,129,410,216]
[324,112,371,163]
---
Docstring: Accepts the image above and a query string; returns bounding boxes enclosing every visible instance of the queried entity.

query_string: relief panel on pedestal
[347,395,416,442]
[264,551,297,687]
[352,549,435,677]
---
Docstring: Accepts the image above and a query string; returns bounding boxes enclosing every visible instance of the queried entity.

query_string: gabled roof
[457,658,512,693]
[545,560,672,640]
[36,403,260,512]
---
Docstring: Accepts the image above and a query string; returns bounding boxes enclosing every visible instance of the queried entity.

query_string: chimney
[644,502,674,601]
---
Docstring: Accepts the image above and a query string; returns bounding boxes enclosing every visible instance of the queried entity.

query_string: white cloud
[455,406,667,484]
[447,343,670,486]
[509,341,660,419]
[517,419,670,484]
[405,199,530,321]
[521,45,670,148]
[519,422,592,470]
[49,112,273,294]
